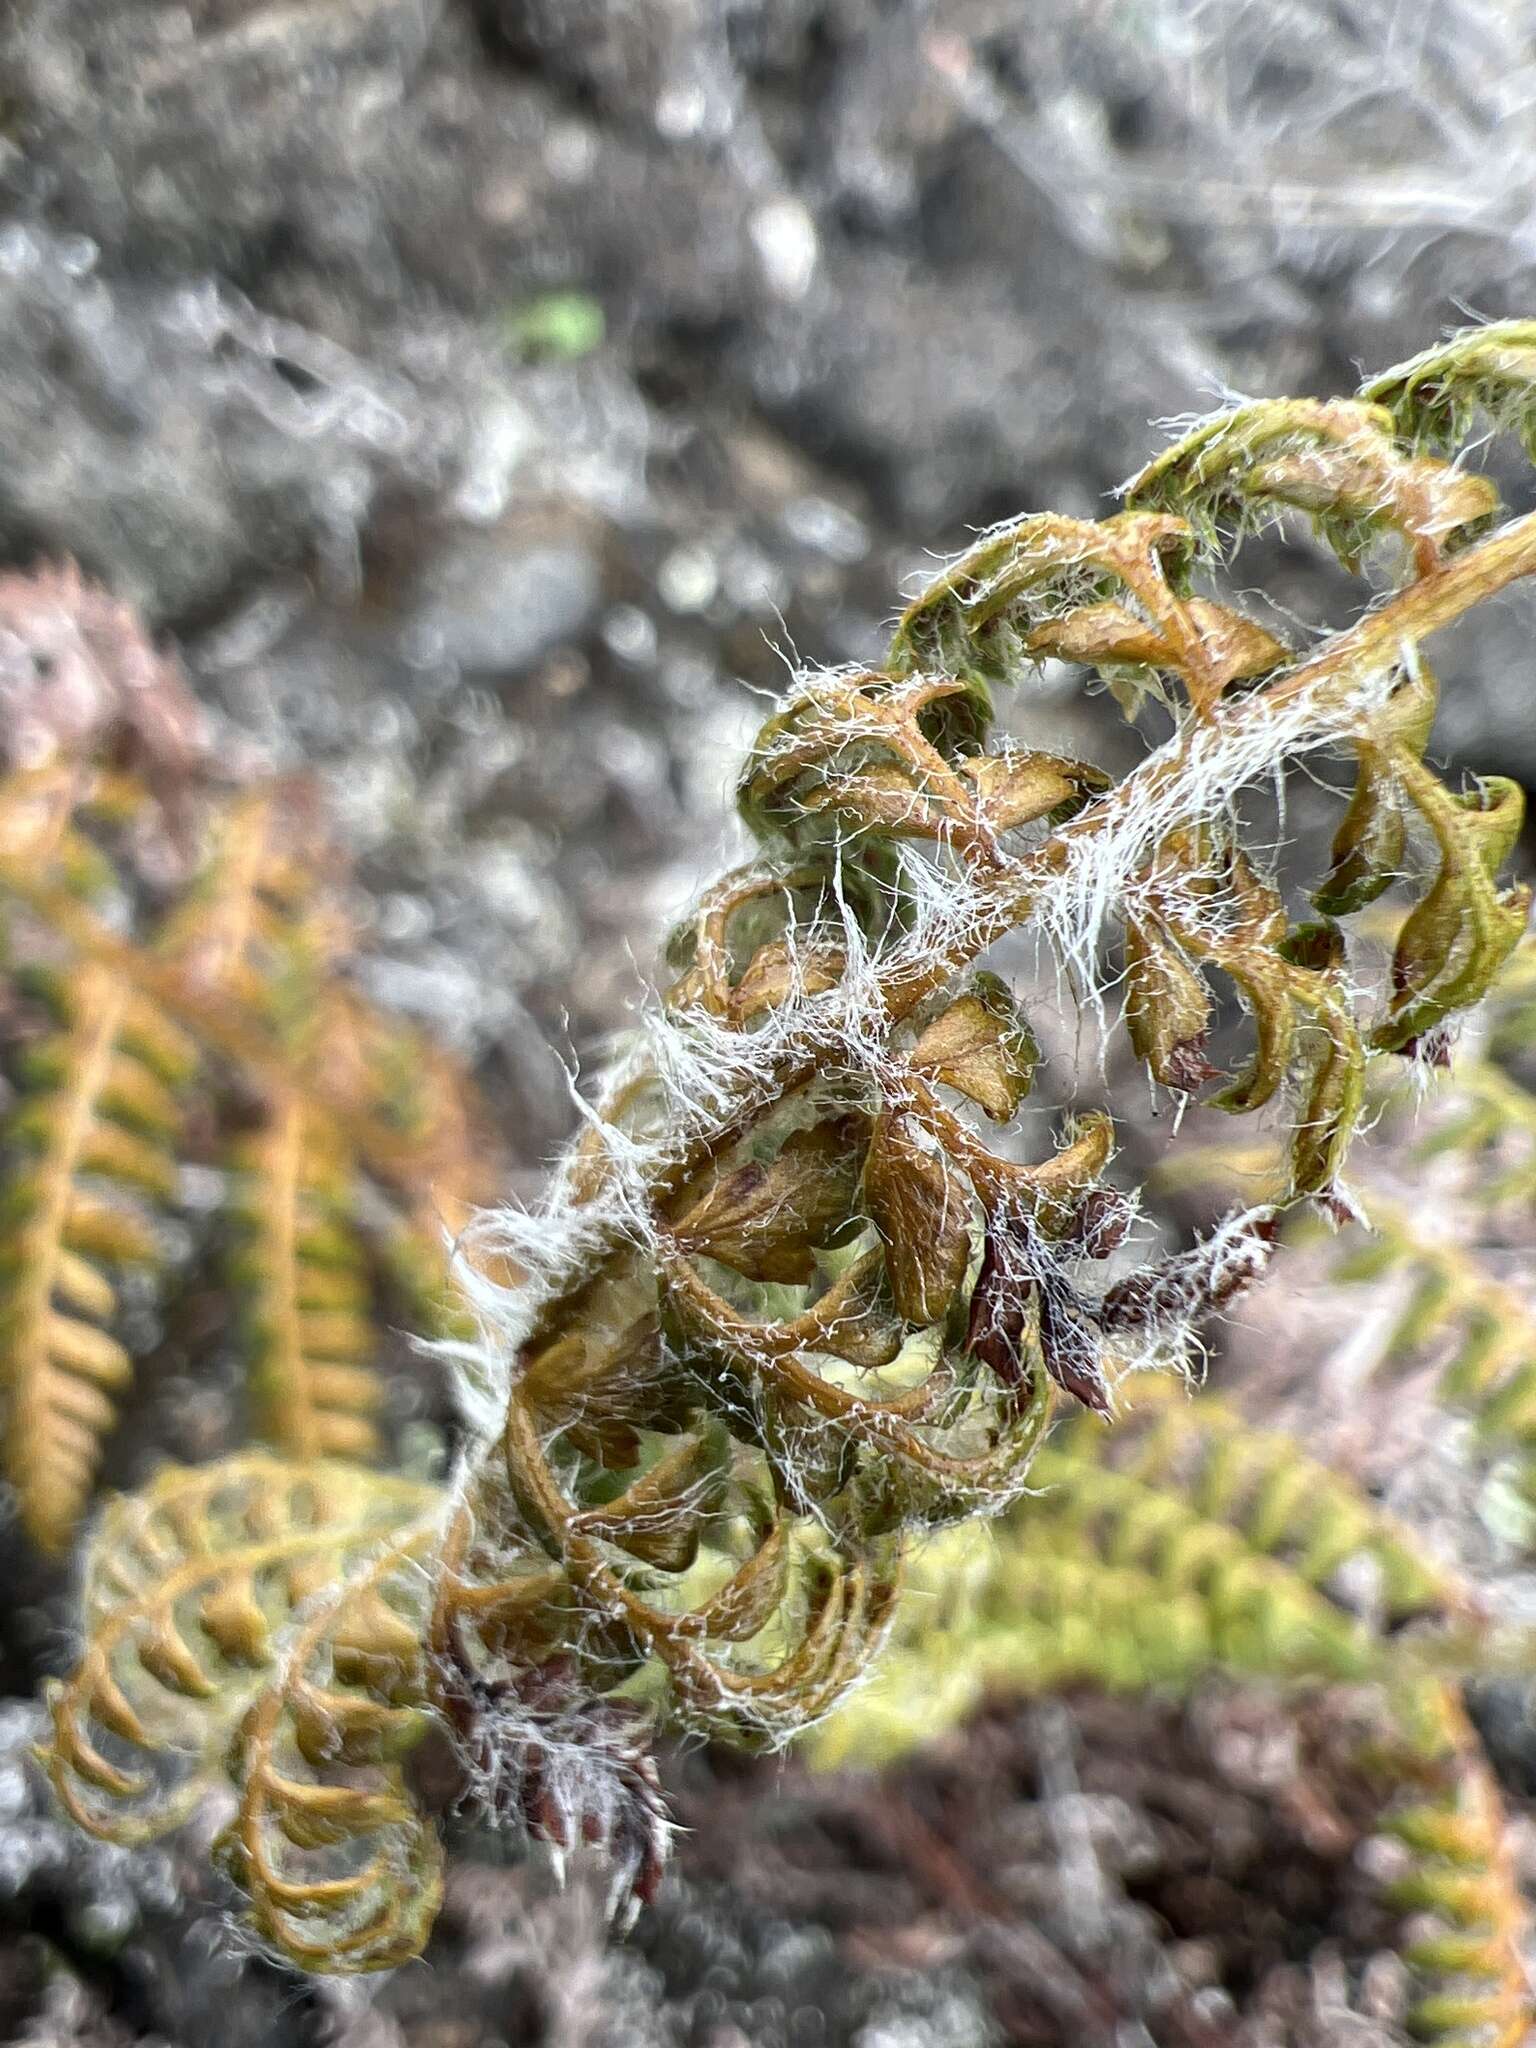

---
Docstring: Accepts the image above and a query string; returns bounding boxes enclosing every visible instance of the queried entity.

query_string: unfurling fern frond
[218,1514,445,1973]
[33,328,1536,1976]
[377,322,1535,1957]
[41,1454,439,1847]
[0,963,195,1549]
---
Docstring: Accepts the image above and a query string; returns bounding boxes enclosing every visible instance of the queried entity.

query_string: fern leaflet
[0,963,194,1549]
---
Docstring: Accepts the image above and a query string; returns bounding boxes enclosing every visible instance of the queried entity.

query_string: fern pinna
[810,1379,1470,1770]
[1321,931,1536,1472]
[33,323,1536,1986]
[0,960,195,1550]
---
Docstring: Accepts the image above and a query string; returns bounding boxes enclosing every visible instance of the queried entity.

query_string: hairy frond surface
[36,325,1536,1974]
[406,320,1536,1961]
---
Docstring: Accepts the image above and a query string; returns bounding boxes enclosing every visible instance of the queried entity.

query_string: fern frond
[0,962,195,1549]
[1332,1197,1536,1461]
[1375,1681,1535,2048]
[157,788,338,1013]
[1045,1387,1461,1619]
[0,744,498,1538]
[1412,1060,1536,1211]
[0,789,470,1195]
[1363,320,1536,464]
[1153,949,1536,1474]
[40,1453,439,1850]
[454,1394,907,1752]
[30,327,1536,1972]
[228,1098,384,1462]
[180,786,492,1461]
[812,1387,1467,1766]
[0,762,133,903]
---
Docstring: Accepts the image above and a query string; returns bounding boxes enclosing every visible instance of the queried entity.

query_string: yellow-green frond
[812,1387,1465,1767]
[217,1502,445,1972]
[1373,1681,1534,2048]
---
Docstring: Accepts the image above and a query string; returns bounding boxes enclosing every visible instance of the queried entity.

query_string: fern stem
[670,507,1536,1202]
[488,505,1536,1375]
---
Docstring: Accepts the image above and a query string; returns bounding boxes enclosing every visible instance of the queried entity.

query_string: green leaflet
[1124,395,1499,570]
[1364,319,1536,462]
[1373,762,1530,1052]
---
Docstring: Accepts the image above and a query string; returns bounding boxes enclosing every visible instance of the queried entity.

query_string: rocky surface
[3,1676,1482,2048]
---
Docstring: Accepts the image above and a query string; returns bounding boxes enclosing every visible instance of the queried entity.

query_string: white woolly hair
[441,602,1420,1463]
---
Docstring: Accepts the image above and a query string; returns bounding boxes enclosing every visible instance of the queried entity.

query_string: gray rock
[398,525,603,674]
